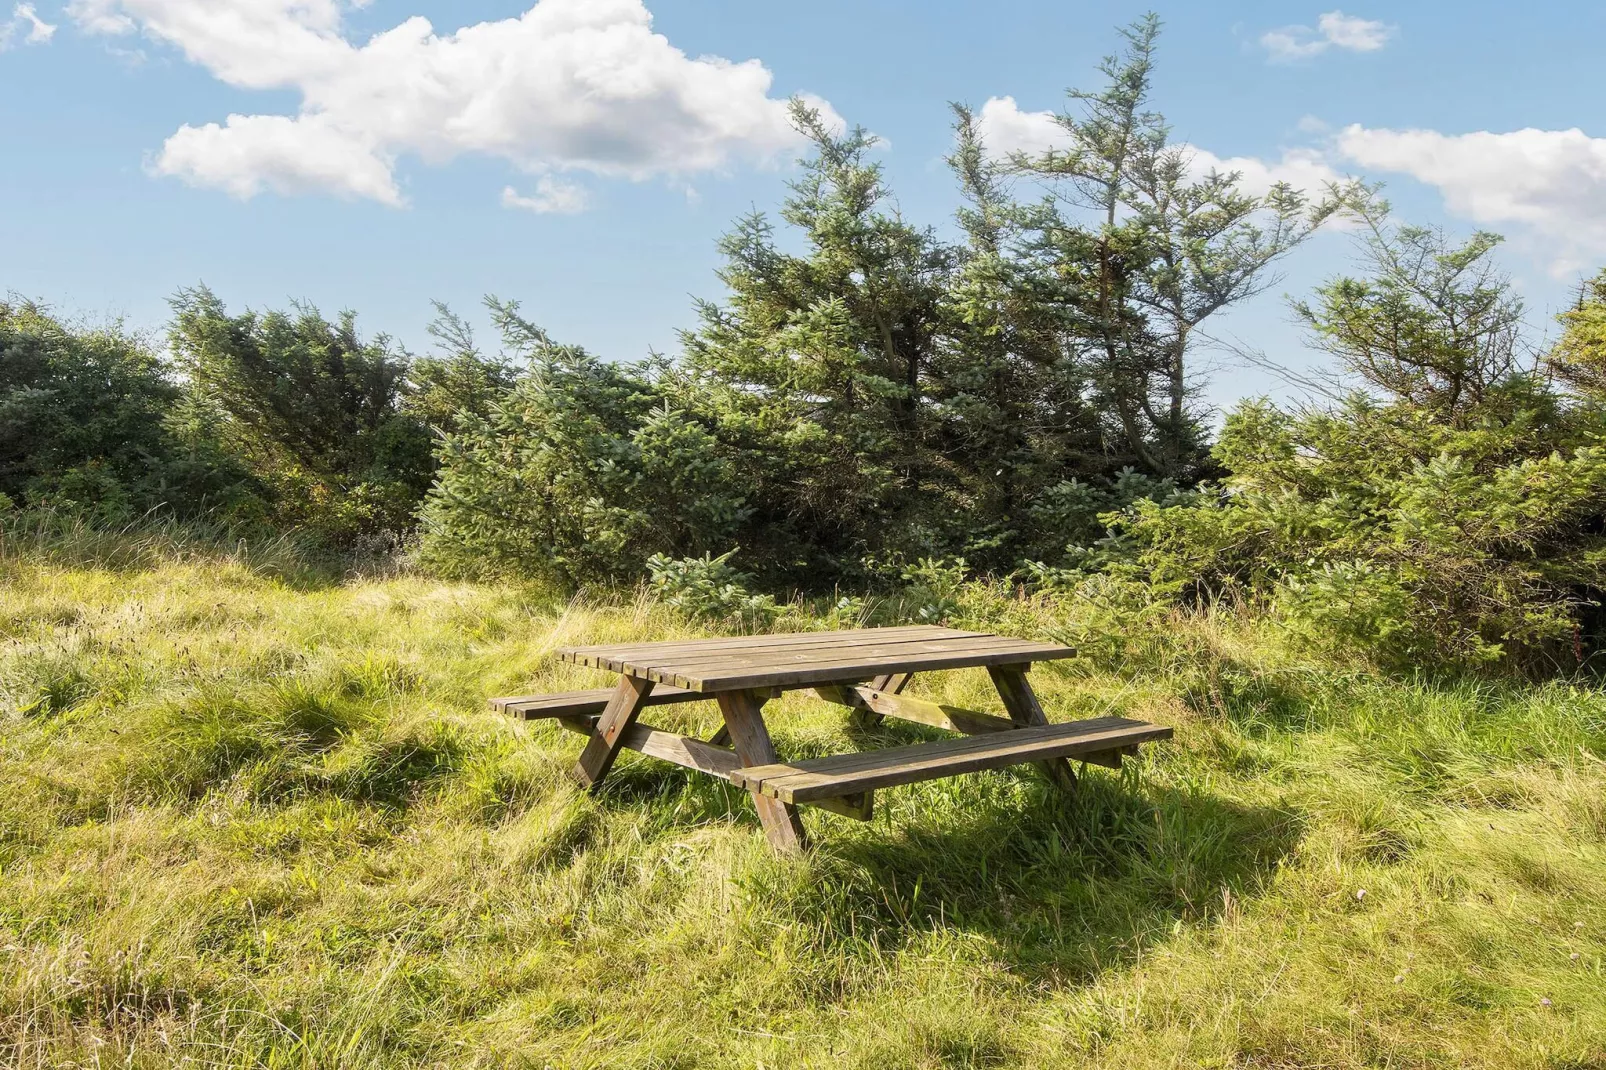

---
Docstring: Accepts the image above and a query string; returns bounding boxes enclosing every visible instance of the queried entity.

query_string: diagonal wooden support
[573,675,655,791]
[988,665,1079,794]
[717,688,808,855]
[848,670,911,730]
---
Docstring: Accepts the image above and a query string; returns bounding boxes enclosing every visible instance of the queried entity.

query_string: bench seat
[491,684,705,719]
[729,716,1171,803]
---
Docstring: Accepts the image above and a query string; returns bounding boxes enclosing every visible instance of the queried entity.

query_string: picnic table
[492,625,1170,854]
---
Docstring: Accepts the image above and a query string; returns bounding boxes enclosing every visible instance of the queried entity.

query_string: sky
[5,0,1606,410]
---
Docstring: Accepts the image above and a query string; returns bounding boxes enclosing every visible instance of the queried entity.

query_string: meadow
[0,526,1602,1069]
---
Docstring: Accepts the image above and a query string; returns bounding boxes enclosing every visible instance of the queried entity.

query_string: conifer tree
[1012,13,1344,477]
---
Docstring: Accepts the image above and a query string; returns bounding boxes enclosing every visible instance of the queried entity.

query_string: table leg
[574,675,655,791]
[716,688,808,855]
[987,666,1078,795]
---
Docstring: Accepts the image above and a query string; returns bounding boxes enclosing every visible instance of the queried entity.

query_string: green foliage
[646,550,781,630]
[0,299,256,521]
[1100,208,1606,674]
[1550,268,1606,401]
[1119,392,1606,671]
[677,102,956,575]
[419,302,748,586]
[169,286,437,541]
[1295,188,1526,417]
[1009,14,1345,477]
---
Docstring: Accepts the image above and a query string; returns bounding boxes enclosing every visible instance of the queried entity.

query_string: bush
[0,299,257,521]
[168,287,438,542]
[646,550,781,630]
[1116,392,1606,671]
[418,307,749,586]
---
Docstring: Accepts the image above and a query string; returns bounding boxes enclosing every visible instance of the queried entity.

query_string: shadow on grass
[594,732,1302,986]
[795,773,1302,984]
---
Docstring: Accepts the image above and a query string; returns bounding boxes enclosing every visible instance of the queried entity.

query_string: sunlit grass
[0,539,1602,1068]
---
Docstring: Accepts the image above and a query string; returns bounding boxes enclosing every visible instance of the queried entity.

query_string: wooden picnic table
[492,625,1170,854]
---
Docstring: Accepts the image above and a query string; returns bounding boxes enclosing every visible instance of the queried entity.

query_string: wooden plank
[491,684,705,718]
[627,633,1045,676]
[716,689,808,855]
[731,718,1171,803]
[560,627,980,669]
[583,631,999,676]
[561,625,969,663]
[549,716,871,819]
[665,643,1070,692]
[573,676,654,791]
[817,686,1018,735]
[552,715,743,778]
[989,666,1079,794]
[734,715,1143,784]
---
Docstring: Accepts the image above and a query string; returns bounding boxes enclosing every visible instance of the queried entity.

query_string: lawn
[0,542,1602,1068]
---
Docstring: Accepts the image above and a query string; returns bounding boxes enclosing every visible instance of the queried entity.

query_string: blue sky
[5,0,1606,409]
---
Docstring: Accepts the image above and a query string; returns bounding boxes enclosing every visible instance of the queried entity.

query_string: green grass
[0,541,1603,1068]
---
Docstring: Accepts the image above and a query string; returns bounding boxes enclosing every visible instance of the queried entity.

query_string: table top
[557,625,1076,692]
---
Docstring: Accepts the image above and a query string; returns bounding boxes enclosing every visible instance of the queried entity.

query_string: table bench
[491,625,1171,854]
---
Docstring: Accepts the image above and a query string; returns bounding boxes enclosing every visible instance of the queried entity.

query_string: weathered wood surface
[729,717,1173,803]
[815,683,1127,769]
[551,714,743,777]
[988,665,1081,793]
[572,675,654,791]
[716,689,809,854]
[491,684,704,719]
[558,626,1074,693]
[559,626,980,671]
[547,715,872,818]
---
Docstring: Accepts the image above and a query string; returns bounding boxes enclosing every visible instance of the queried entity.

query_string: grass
[0,537,1603,1068]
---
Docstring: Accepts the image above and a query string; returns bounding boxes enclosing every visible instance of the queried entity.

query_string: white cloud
[1185,145,1343,199]
[1260,10,1393,62]
[974,95,1069,158]
[155,113,402,204]
[70,0,836,208]
[1,3,56,48]
[1317,11,1391,51]
[1335,124,1606,274]
[502,176,589,215]
[974,96,1343,199]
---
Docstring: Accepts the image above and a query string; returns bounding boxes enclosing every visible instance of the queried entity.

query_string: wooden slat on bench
[730,717,1172,803]
[490,684,705,718]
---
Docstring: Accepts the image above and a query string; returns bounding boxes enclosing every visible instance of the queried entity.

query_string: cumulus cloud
[974,95,1068,158]
[1,3,56,48]
[69,0,835,208]
[1335,124,1606,273]
[1260,11,1393,62]
[502,177,590,215]
[974,96,1343,198]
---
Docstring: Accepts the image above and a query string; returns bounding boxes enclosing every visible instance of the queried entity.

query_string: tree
[1011,13,1342,477]
[935,106,1111,565]
[678,100,957,576]
[1548,269,1606,402]
[1295,188,1528,419]
[419,302,748,585]
[168,287,435,539]
[406,301,518,438]
[0,299,253,520]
